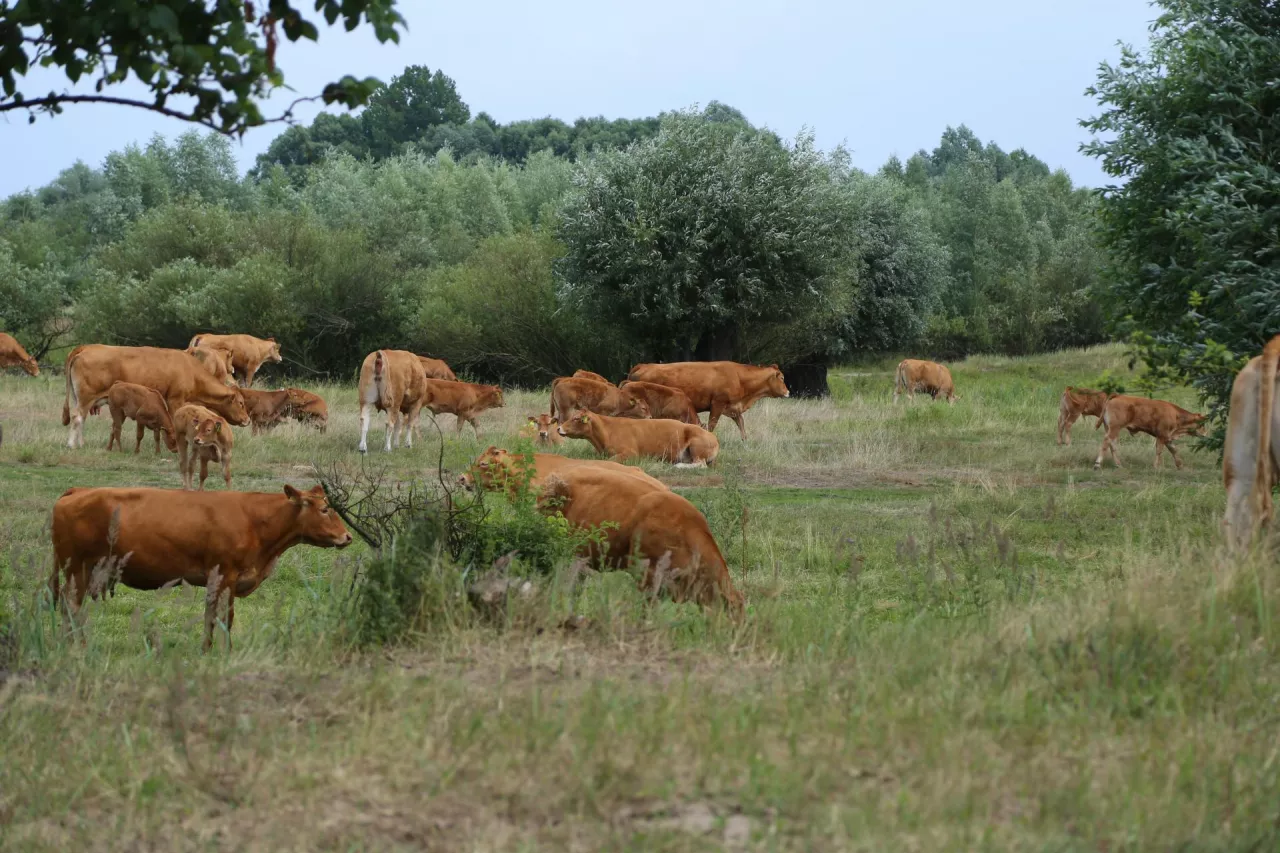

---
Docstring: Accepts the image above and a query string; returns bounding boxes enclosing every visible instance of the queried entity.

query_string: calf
[550,376,650,421]
[572,369,613,386]
[1093,394,1206,470]
[422,378,504,435]
[1057,387,1109,445]
[51,484,351,650]
[558,410,719,467]
[187,334,283,387]
[285,388,329,433]
[0,331,39,376]
[173,404,234,490]
[101,382,178,454]
[626,361,788,439]
[519,413,563,446]
[1223,335,1280,548]
[538,466,743,616]
[619,380,699,425]
[417,355,458,381]
[240,388,292,435]
[893,359,957,405]
[458,445,667,494]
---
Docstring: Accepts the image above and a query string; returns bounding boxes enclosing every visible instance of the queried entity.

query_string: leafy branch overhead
[0,0,405,133]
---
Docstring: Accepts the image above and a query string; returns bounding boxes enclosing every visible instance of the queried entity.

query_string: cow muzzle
[334,533,354,548]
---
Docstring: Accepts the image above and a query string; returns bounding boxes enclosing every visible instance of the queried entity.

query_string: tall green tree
[361,65,470,158]
[1082,0,1280,436]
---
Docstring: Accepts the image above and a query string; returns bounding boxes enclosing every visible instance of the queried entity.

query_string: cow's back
[627,362,742,410]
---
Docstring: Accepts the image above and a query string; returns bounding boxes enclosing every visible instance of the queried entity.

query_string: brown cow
[357,350,430,452]
[51,484,351,650]
[538,466,744,616]
[1093,394,1207,470]
[173,404,234,491]
[519,413,563,446]
[619,380,699,425]
[62,345,249,449]
[240,388,292,435]
[458,445,667,494]
[285,388,329,433]
[1223,335,1280,549]
[100,382,178,454]
[417,355,458,381]
[550,376,650,422]
[1057,387,1109,445]
[422,378,505,435]
[187,344,236,385]
[572,369,613,386]
[0,331,39,376]
[626,361,789,439]
[187,334,282,387]
[558,410,719,467]
[894,359,957,405]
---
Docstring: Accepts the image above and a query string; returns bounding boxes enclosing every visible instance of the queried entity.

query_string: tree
[361,66,470,158]
[0,1,404,134]
[1082,0,1280,438]
[557,109,859,364]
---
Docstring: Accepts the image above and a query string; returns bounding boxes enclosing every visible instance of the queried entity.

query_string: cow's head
[481,385,504,410]
[619,393,651,419]
[217,389,251,427]
[766,364,790,399]
[190,416,223,451]
[558,410,595,439]
[20,354,39,377]
[286,484,353,548]
[1183,411,1210,437]
[527,414,559,443]
[267,338,283,363]
[159,427,180,453]
[459,445,528,492]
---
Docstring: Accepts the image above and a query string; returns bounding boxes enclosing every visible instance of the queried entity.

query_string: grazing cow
[558,410,719,467]
[1057,387,1109,445]
[0,332,39,376]
[101,382,178,454]
[626,361,789,439]
[619,380,699,425]
[173,404,234,491]
[285,388,328,433]
[893,359,957,405]
[187,344,236,385]
[1223,335,1280,548]
[239,388,292,435]
[550,376,650,422]
[519,413,563,446]
[357,350,430,452]
[458,445,667,494]
[62,345,249,449]
[572,369,613,386]
[417,355,458,381]
[186,334,282,387]
[51,484,351,650]
[1093,394,1207,470]
[422,378,505,435]
[538,466,744,616]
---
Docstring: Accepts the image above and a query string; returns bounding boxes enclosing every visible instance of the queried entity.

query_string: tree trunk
[780,358,829,398]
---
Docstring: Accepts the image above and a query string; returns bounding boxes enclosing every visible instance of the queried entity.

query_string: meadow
[1,346,1277,851]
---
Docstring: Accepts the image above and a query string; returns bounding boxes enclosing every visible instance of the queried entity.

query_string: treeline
[0,65,1107,389]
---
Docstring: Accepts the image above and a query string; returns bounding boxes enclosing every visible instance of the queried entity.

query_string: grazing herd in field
[6,325,1280,650]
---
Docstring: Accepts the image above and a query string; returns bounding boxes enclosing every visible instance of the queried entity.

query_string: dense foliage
[1083,0,1280,438]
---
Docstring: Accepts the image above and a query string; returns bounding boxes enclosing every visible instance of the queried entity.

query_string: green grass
[2,345,1277,851]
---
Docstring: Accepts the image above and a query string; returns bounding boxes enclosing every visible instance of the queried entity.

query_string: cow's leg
[1167,441,1184,470]
[1154,438,1165,468]
[241,362,258,389]
[1108,430,1124,468]
[198,454,210,491]
[728,411,747,441]
[384,409,398,452]
[179,440,192,490]
[1059,411,1078,446]
[1094,429,1115,469]
[221,450,232,489]
[706,401,726,433]
[152,427,162,454]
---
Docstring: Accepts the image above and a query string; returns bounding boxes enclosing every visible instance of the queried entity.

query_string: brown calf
[558,410,719,467]
[101,382,178,454]
[173,404,234,490]
[626,361,788,439]
[1093,394,1207,470]
[285,388,329,433]
[894,359,957,405]
[0,332,39,376]
[240,388,292,435]
[417,355,458,381]
[550,376,650,422]
[421,379,505,435]
[519,413,563,446]
[572,369,613,386]
[619,380,699,425]
[1057,386,1109,445]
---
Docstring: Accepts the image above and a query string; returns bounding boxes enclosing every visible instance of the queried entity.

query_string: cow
[549,376,650,422]
[356,350,430,453]
[619,380,699,425]
[538,466,744,616]
[62,345,249,449]
[187,344,236,385]
[285,388,329,433]
[893,359,957,405]
[626,361,789,440]
[51,484,351,650]
[422,378,505,436]
[1057,386,1109,445]
[458,445,667,494]
[572,369,613,386]
[417,355,458,381]
[100,382,178,454]
[558,410,719,467]
[186,334,282,387]
[0,331,39,376]
[1223,335,1280,549]
[1093,394,1207,470]
[239,388,292,435]
[519,413,563,446]
[173,404,234,491]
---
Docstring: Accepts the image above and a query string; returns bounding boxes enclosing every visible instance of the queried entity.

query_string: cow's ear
[528,416,538,425]
[550,417,559,425]
[268,336,276,342]
[308,484,325,497]
[284,484,302,503]
[214,422,222,433]
[580,414,590,424]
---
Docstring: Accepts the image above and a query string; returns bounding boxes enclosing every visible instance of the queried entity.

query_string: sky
[0,0,1158,198]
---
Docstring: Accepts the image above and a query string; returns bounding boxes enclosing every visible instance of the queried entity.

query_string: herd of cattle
[4,327,1280,650]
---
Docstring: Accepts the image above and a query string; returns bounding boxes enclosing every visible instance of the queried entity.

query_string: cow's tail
[373,351,392,411]
[894,362,907,397]
[1253,335,1280,528]
[62,346,86,426]
[549,378,561,421]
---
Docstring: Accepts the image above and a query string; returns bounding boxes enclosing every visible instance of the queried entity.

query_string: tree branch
[0,92,328,135]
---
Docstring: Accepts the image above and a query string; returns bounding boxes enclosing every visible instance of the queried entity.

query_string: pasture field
[1,346,1277,851]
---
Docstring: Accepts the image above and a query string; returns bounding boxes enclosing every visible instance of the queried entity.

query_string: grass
[1,345,1277,851]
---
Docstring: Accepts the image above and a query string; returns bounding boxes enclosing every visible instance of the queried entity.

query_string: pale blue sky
[0,0,1156,197]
